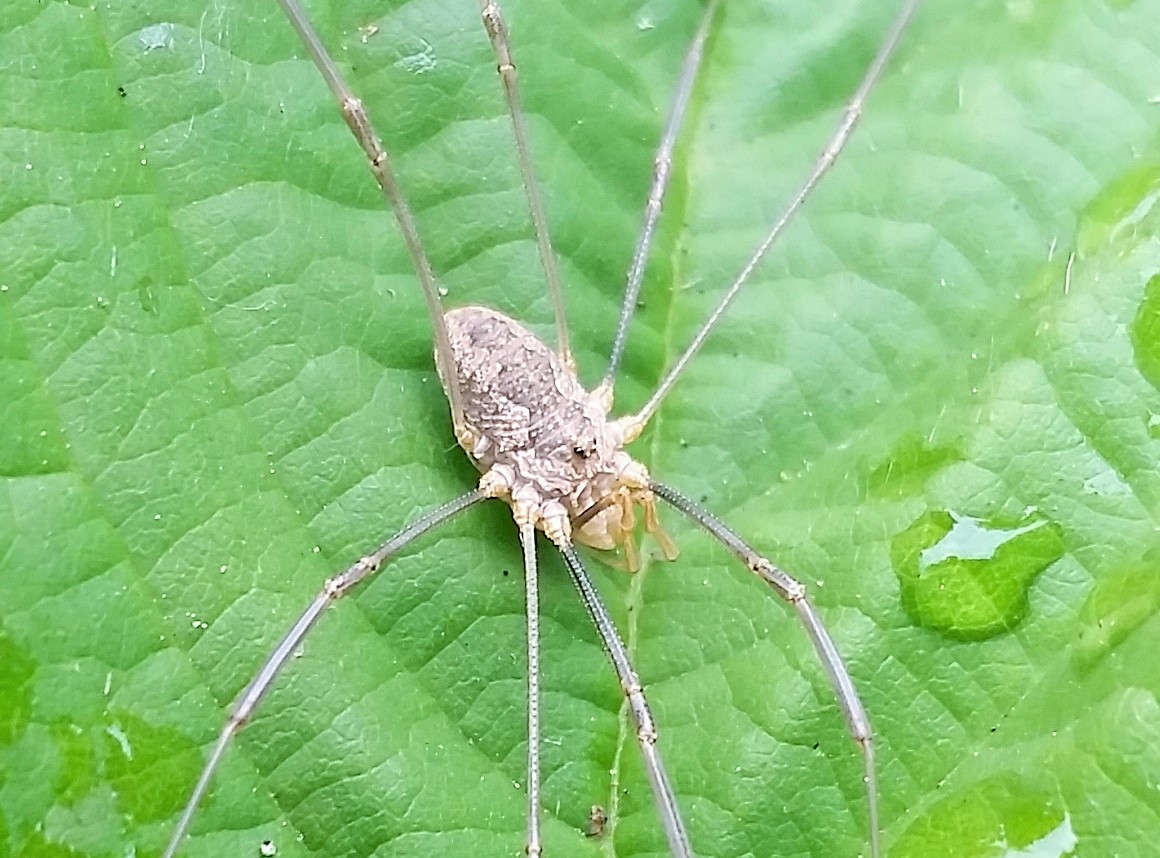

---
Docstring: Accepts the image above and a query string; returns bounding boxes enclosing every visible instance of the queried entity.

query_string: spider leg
[601,0,721,397]
[556,541,694,858]
[162,490,484,858]
[477,0,573,367]
[273,0,468,441]
[634,0,924,429]
[513,514,544,856]
[651,480,880,858]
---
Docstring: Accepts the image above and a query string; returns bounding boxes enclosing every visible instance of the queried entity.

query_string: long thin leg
[650,480,879,858]
[162,489,485,858]
[477,0,572,366]
[632,0,924,428]
[516,519,543,856]
[274,0,467,438]
[556,541,694,858]
[600,0,721,396]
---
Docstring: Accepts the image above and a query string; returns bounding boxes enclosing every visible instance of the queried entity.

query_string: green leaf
[2,0,1160,856]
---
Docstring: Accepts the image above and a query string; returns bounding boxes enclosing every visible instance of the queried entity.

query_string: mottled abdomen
[438,306,615,500]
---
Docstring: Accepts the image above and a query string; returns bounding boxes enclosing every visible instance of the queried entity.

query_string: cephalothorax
[163,0,924,856]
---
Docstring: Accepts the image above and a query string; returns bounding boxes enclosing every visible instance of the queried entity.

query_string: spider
[160,0,921,855]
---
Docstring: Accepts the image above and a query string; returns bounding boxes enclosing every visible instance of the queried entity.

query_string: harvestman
[164,0,924,855]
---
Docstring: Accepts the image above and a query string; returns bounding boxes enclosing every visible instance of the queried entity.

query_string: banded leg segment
[651,480,879,858]
[477,0,572,366]
[274,0,467,438]
[634,0,925,428]
[557,542,694,858]
[162,490,485,858]
[601,0,721,395]
[515,518,544,856]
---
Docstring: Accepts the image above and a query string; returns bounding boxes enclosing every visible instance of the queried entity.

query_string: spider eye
[573,445,592,459]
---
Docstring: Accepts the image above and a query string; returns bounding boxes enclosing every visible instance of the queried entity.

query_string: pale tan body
[441,306,675,568]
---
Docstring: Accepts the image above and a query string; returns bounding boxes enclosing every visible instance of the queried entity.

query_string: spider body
[442,305,672,564]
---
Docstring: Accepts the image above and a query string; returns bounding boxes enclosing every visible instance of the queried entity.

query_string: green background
[2,0,1160,856]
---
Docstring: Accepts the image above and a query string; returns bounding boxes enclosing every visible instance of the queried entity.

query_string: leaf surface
[2,1,1160,857]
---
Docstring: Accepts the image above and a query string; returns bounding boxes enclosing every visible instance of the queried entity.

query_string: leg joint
[324,574,346,599]
[752,556,806,602]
